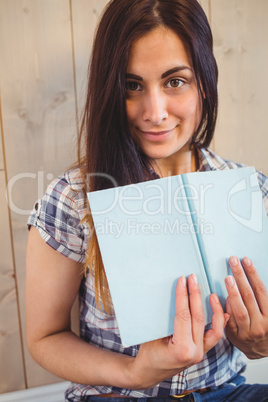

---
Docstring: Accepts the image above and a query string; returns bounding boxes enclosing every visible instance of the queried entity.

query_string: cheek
[174,96,198,118]
[171,95,199,119]
[126,100,140,125]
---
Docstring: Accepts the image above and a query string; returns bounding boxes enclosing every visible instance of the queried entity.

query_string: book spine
[181,174,215,294]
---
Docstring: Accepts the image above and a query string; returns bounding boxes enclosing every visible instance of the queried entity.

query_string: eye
[166,78,184,88]
[126,81,142,91]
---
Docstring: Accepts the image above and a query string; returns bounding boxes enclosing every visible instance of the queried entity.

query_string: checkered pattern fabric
[27,148,268,401]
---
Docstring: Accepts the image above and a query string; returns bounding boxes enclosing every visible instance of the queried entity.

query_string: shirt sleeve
[27,171,89,263]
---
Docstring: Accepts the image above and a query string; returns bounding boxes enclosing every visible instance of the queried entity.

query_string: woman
[26,0,268,400]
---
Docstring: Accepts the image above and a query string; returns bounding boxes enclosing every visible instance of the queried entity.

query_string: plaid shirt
[28,148,268,401]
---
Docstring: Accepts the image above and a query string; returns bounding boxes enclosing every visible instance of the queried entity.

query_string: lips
[139,128,174,141]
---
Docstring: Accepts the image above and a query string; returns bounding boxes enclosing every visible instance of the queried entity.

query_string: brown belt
[171,388,208,398]
[97,394,129,398]
[97,389,208,398]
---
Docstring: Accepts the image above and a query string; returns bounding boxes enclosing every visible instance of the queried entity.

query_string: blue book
[87,167,268,347]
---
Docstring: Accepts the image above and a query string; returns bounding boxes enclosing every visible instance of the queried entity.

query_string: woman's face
[126,27,201,168]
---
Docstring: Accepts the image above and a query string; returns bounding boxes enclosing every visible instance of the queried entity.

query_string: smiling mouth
[139,128,174,141]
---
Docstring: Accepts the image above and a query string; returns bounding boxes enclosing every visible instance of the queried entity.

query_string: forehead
[127,27,192,73]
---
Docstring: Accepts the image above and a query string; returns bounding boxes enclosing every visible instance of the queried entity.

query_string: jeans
[86,375,268,402]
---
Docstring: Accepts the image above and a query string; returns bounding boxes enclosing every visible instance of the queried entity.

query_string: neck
[152,146,197,178]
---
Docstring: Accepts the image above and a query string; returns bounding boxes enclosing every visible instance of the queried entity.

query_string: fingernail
[180,276,186,287]
[192,273,198,284]
[229,256,238,267]
[212,293,220,304]
[225,275,235,287]
[243,257,251,267]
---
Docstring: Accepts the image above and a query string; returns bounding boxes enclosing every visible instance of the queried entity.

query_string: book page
[88,175,210,347]
[184,167,268,308]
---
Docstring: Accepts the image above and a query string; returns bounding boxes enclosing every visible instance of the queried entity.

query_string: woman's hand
[225,256,268,359]
[128,274,228,390]
[26,229,226,389]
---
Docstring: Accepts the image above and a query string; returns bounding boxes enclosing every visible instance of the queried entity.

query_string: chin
[139,148,168,160]
[141,144,188,160]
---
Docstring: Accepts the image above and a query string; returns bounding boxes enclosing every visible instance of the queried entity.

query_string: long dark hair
[80,0,218,310]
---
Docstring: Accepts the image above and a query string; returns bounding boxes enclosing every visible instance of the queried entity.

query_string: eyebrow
[125,66,192,81]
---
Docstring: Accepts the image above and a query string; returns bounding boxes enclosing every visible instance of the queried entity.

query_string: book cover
[87,167,268,347]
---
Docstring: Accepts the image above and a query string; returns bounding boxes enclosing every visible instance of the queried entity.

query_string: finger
[203,293,225,353]
[225,297,238,333]
[172,276,192,344]
[241,257,268,316]
[188,274,205,346]
[225,274,250,332]
[229,256,263,321]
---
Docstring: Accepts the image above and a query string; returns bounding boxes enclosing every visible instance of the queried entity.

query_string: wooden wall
[0,0,267,394]
[212,0,268,175]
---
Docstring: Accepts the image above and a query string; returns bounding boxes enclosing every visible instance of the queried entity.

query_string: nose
[142,90,168,125]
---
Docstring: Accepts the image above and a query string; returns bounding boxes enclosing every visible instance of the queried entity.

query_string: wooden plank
[0,171,25,393]
[71,0,109,112]
[0,0,78,389]
[0,119,4,170]
[211,0,268,175]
